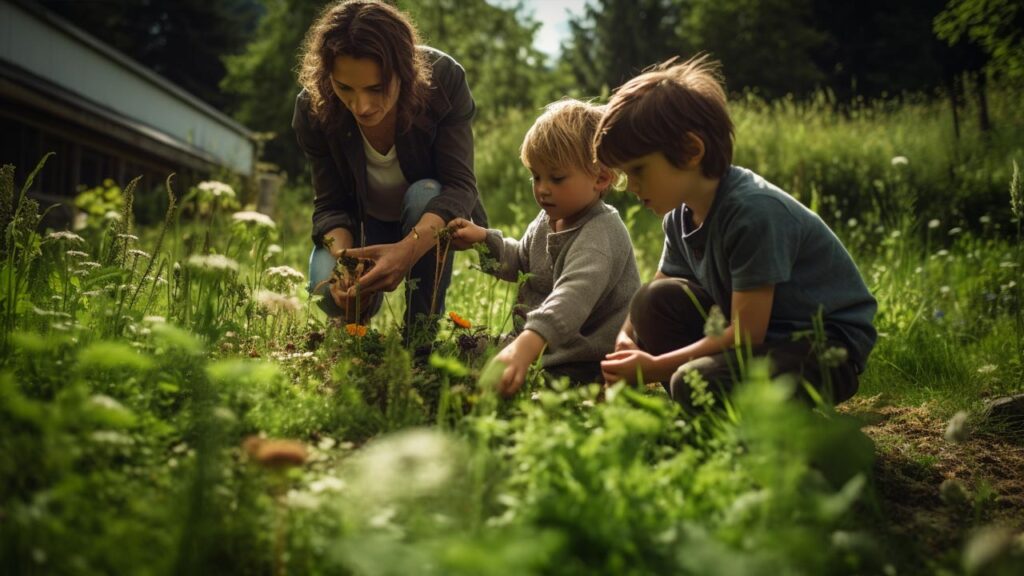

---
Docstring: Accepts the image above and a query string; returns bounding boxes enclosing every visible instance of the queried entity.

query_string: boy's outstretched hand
[490,330,546,397]
[447,218,487,250]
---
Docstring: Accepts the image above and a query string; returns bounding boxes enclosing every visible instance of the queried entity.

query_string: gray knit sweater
[483,201,641,368]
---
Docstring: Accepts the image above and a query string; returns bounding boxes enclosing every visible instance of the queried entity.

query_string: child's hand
[447,218,486,250]
[614,330,638,352]
[490,330,546,397]
[601,349,659,386]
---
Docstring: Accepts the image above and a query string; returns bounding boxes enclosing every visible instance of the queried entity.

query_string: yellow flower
[345,323,368,337]
[448,311,471,329]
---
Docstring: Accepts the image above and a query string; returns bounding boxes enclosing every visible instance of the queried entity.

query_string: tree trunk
[974,70,992,134]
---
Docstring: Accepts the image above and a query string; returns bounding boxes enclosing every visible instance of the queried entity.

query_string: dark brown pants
[629,278,859,408]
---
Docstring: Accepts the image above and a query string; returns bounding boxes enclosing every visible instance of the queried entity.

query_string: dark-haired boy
[597,56,877,406]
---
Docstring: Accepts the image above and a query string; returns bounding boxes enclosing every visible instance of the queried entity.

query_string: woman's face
[330,55,400,128]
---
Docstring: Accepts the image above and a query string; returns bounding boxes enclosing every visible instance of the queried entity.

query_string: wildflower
[976,364,997,375]
[449,311,472,329]
[345,323,368,337]
[847,218,858,228]
[944,410,970,443]
[928,219,940,229]
[187,254,239,273]
[143,315,166,324]
[46,230,84,243]
[79,261,101,269]
[979,215,991,224]
[66,250,89,259]
[231,210,276,229]
[352,428,458,500]
[197,180,236,198]
[890,156,909,167]
[309,476,346,494]
[890,230,901,238]
[939,285,951,296]
[255,289,301,314]
[103,210,122,221]
[116,233,139,242]
[703,305,727,338]
[948,227,962,235]
[266,244,283,258]
[266,265,305,284]
[127,249,151,259]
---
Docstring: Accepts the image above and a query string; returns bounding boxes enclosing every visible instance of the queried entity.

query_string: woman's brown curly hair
[298,0,431,134]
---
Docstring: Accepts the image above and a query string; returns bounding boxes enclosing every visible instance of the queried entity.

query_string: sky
[491,0,589,58]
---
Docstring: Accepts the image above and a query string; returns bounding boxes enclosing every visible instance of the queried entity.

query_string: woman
[293,0,487,339]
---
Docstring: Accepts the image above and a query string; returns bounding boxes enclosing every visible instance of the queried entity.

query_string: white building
[0,0,255,221]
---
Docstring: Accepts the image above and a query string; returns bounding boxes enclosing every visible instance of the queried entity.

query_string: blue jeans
[307,179,455,336]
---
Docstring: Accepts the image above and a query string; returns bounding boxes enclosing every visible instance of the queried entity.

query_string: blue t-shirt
[659,165,878,370]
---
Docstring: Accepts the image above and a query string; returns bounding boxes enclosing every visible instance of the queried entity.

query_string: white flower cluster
[266,265,305,284]
[197,180,236,198]
[46,230,85,243]
[232,210,276,229]
[255,289,301,314]
[187,254,239,273]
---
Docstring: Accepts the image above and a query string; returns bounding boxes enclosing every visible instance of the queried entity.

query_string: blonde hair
[521,99,605,177]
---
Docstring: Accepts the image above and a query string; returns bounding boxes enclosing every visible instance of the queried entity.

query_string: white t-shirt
[361,130,409,222]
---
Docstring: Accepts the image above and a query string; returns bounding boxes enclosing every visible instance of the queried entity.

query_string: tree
[39,0,262,111]
[934,0,1024,84]
[562,0,682,95]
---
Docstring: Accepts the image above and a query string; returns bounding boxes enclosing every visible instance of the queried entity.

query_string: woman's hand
[328,274,379,322]
[342,241,416,294]
[447,218,487,250]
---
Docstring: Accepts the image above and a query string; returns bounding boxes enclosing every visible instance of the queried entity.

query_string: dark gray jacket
[292,46,488,246]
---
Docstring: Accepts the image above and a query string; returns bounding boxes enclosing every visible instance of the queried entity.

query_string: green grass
[1,88,1023,575]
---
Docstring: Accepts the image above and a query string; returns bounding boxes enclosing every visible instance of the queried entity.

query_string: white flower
[976,364,997,375]
[939,286,951,296]
[197,180,236,198]
[979,215,992,224]
[89,394,126,411]
[46,231,85,243]
[255,289,301,314]
[103,210,122,221]
[266,265,305,284]
[936,249,949,257]
[891,156,909,167]
[231,211,276,229]
[142,315,166,324]
[66,250,90,259]
[267,244,283,256]
[309,476,346,494]
[847,218,858,228]
[187,254,239,273]
[928,219,940,229]
[352,428,459,501]
[948,227,962,235]
[116,234,139,242]
[128,249,151,259]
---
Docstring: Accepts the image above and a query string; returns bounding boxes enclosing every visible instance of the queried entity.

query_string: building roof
[0,0,255,175]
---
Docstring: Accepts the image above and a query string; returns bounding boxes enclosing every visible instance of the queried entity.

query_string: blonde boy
[449,99,641,395]
[595,56,877,406]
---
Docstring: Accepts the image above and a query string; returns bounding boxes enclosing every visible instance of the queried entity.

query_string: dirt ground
[840,394,1024,570]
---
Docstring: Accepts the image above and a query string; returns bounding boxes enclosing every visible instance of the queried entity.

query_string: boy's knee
[668,356,734,407]
[631,278,681,323]
[402,179,442,228]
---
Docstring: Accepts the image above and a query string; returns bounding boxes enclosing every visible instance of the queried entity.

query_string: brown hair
[298,0,431,134]
[521,99,605,177]
[595,54,734,178]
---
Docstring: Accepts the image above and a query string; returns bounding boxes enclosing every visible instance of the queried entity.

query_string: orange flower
[448,311,472,329]
[345,323,367,337]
